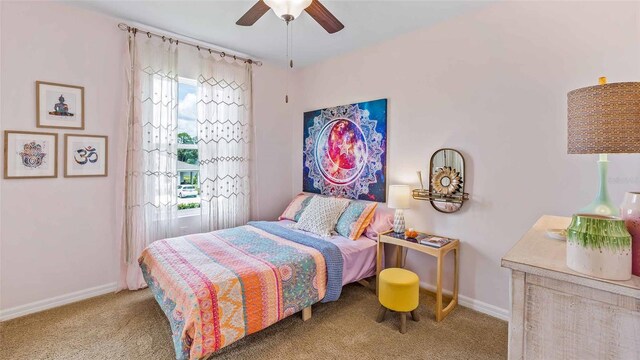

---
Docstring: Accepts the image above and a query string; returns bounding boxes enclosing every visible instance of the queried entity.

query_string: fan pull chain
[290,21,294,69]
[284,20,295,104]
[285,21,289,104]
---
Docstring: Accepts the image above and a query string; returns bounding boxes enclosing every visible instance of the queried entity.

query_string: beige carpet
[0,283,507,359]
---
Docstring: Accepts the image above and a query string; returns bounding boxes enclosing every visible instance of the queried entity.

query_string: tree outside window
[177,78,200,211]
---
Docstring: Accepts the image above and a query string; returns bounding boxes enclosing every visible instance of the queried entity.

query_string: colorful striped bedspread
[139,222,343,360]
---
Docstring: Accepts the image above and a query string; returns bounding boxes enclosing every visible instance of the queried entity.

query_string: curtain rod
[117,23,262,66]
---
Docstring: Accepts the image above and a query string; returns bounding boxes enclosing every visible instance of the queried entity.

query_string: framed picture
[64,134,108,177]
[36,81,84,129]
[4,130,58,179]
[303,98,387,202]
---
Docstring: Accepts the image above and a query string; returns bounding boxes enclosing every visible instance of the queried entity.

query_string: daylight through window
[177,78,200,211]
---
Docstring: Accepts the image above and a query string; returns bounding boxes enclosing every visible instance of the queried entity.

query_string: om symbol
[74,146,98,165]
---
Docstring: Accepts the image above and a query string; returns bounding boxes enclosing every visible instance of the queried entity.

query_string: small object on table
[405,228,419,239]
[376,230,459,322]
[420,235,453,248]
[545,228,567,241]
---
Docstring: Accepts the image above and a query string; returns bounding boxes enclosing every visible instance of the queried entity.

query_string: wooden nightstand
[376,230,460,322]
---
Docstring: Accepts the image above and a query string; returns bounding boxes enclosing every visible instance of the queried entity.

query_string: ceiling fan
[236,0,344,34]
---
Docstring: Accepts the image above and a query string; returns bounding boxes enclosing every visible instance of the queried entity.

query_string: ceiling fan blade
[305,0,344,34]
[236,1,271,26]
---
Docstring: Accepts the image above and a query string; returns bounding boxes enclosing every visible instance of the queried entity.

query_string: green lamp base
[579,199,619,217]
[579,154,619,217]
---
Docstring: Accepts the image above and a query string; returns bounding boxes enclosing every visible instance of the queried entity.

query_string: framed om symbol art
[64,134,108,177]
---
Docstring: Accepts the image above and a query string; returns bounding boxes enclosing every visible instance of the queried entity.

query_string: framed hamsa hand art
[64,134,108,177]
[4,130,58,179]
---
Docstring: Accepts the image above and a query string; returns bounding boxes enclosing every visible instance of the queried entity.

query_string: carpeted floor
[0,283,507,360]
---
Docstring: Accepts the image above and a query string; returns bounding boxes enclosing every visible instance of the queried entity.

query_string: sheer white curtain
[196,53,253,232]
[120,31,179,290]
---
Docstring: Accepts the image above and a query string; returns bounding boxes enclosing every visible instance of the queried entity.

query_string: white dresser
[502,215,640,360]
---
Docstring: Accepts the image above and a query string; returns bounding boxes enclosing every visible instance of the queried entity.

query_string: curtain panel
[196,54,253,232]
[120,33,179,291]
[119,31,254,291]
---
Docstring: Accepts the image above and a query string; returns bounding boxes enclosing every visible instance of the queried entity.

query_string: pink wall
[0,1,291,315]
[0,1,126,312]
[291,1,640,316]
[252,63,294,221]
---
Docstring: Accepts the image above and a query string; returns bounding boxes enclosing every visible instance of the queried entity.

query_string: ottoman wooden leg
[400,312,407,334]
[376,305,387,323]
[410,309,420,322]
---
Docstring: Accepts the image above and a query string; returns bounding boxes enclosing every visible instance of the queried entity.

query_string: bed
[139,219,377,360]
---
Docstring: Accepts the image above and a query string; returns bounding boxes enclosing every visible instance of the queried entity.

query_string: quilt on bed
[139,222,343,360]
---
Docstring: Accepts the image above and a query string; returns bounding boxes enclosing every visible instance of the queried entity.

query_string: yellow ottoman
[376,268,420,333]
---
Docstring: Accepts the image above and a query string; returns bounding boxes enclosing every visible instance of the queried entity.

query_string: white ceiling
[65,1,490,68]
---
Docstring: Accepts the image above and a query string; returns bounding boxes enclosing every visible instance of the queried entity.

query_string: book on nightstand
[419,235,453,248]
[386,231,453,248]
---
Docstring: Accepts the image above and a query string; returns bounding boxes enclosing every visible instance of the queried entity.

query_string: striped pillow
[278,193,314,222]
[335,200,378,240]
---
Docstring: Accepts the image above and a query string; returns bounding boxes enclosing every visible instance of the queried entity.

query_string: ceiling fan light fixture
[264,0,312,21]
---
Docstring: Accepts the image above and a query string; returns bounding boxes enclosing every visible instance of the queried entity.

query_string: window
[177,77,200,212]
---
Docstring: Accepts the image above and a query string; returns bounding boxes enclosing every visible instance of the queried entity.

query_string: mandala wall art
[4,130,58,179]
[64,134,108,177]
[303,99,387,202]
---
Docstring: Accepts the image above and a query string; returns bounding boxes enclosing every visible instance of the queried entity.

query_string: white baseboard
[0,280,509,323]
[0,282,117,322]
[419,281,510,321]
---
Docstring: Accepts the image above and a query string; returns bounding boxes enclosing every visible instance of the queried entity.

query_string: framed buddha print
[4,130,58,179]
[36,81,85,129]
[64,134,108,177]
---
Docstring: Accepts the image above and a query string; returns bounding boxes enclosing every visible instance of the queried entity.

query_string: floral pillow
[279,193,314,222]
[294,196,350,236]
[335,200,378,240]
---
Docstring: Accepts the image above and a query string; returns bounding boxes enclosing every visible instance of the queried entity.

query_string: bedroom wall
[291,1,640,317]
[252,64,294,221]
[0,1,126,317]
[0,1,291,318]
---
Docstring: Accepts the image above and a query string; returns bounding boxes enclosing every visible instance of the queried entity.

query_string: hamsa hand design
[19,141,46,168]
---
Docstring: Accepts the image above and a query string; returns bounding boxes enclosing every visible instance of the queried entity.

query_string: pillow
[364,206,394,240]
[335,201,378,240]
[294,196,350,236]
[279,193,314,222]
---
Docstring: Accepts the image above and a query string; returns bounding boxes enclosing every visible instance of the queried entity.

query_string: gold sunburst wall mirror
[432,166,462,195]
[412,148,469,213]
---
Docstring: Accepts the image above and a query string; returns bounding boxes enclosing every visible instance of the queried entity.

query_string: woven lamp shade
[567,82,640,154]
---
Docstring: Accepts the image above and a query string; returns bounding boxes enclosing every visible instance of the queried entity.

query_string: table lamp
[567,77,640,216]
[388,185,411,233]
